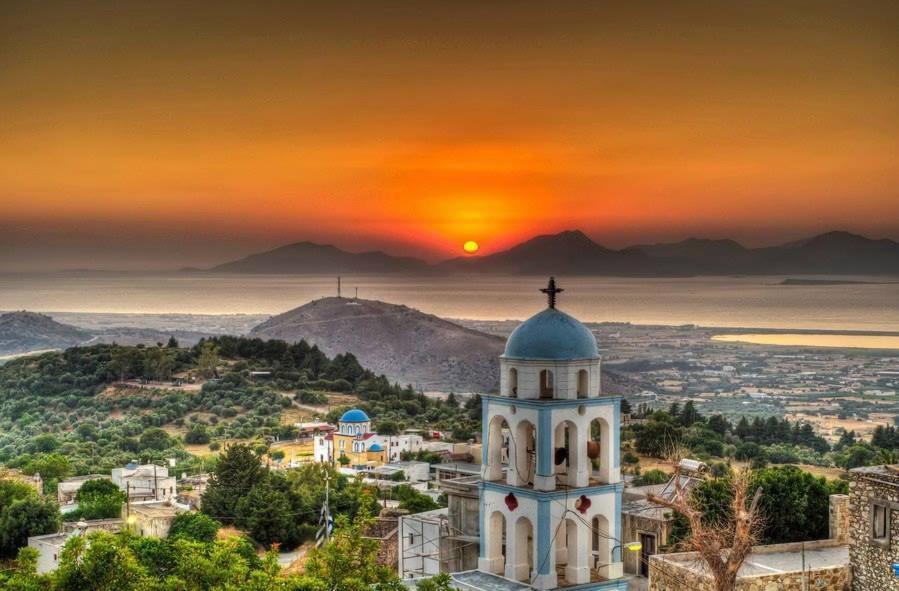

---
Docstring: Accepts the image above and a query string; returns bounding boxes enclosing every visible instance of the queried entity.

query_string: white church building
[452,278,628,591]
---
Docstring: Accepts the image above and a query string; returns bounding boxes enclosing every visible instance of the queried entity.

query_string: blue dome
[368,443,383,452]
[503,308,598,360]
[340,409,370,423]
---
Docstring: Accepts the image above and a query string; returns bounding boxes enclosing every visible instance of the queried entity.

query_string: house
[112,463,177,502]
[28,518,123,574]
[3,469,43,496]
[57,474,110,504]
[622,459,707,578]
[848,464,899,589]
[126,501,181,538]
[363,515,400,569]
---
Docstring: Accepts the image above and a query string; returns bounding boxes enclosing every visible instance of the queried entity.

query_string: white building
[28,518,123,574]
[399,507,450,580]
[452,278,628,591]
[111,464,177,502]
[312,409,424,465]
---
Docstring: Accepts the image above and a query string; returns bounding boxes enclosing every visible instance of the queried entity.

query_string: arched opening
[510,420,536,486]
[539,370,554,399]
[592,514,612,578]
[590,417,613,484]
[577,369,589,399]
[553,420,581,487]
[509,368,518,398]
[485,511,506,575]
[510,516,534,582]
[485,415,511,481]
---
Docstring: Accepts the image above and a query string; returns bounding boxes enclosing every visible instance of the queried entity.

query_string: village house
[848,465,899,590]
[56,474,109,505]
[621,459,708,579]
[112,463,177,503]
[126,501,182,538]
[28,518,123,574]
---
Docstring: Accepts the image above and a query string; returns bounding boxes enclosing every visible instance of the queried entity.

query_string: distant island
[779,278,893,286]
[205,229,899,277]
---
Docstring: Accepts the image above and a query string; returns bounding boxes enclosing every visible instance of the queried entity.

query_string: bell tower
[473,278,627,591]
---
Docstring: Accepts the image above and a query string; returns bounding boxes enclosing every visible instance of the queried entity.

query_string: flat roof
[451,570,532,591]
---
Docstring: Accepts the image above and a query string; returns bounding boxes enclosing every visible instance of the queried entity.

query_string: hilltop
[250,297,504,392]
[0,311,92,356]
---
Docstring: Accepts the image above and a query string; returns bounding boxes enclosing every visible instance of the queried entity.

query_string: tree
[202,443,266,522]
[184,426,210,445]
[0,495,60,559]
[168,511,221,543]
[72,479,125,521]
[632,469,669,487]
[196,342,220,379]
[139,428,173,451]
[394,485,440,513]
[235,482,293,547]
[753,466,830,544]
[54,532,152,591]
[650,469,763,591]
[304,512,403,591]
[166,336,179,349]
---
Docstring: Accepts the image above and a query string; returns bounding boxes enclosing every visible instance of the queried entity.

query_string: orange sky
[1,1,897,270]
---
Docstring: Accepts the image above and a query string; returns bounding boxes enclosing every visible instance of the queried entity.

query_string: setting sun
[463,240,479,254]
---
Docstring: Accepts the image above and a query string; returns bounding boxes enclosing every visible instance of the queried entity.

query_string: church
[452,278,628,591]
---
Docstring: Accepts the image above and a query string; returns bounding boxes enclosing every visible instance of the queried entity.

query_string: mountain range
[208,230,899,276]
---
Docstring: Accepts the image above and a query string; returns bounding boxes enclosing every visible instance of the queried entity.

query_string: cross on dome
[540,276,564,309]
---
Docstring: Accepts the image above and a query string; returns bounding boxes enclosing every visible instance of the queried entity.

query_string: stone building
[622,459,707,578]
[363,515,399,569]
[848,465,899,590]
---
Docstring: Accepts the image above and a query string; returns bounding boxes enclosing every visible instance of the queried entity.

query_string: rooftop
[503,308,598,361]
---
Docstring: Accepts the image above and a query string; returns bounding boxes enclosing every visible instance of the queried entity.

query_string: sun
[463,240,479,254]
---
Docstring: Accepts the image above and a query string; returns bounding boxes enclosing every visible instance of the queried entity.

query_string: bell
[554,447,569,466]
[586,440,600,459]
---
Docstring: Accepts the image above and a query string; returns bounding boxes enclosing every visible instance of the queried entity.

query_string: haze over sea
[2,273,898,333]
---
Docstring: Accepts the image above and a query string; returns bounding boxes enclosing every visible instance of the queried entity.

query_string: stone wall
[649,540,851,591]
[848,467,899,591]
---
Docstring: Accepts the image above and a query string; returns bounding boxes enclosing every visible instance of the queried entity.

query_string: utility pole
[324,471,331,541]
[337,276,341,298]
[153,464,158,501]
[316,471,332,547]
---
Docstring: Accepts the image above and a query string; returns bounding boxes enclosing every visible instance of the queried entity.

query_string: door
[639,533,656,577]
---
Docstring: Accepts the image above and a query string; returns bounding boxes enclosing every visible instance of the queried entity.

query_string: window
[872,502,890,542]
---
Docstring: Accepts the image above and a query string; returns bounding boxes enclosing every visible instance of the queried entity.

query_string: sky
[1,1,897,270]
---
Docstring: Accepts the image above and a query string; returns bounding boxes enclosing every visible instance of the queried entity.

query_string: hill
[209,241,429,274]
[250,297,504,392]
[211,230,899,276]
[0,311,92,356]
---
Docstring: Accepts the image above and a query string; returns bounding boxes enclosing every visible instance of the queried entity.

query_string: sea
[1,273,897,334]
